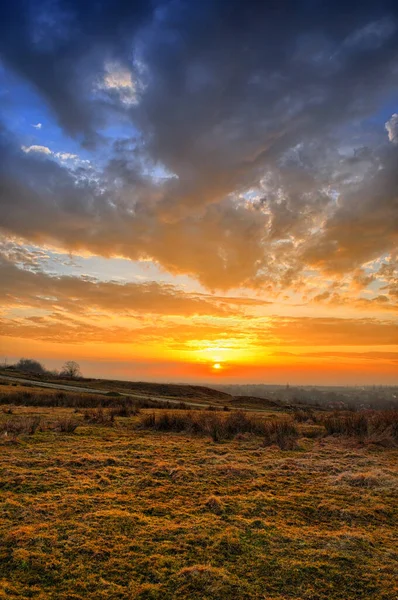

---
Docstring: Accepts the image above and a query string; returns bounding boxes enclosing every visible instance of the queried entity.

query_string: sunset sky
[0,0,397,384]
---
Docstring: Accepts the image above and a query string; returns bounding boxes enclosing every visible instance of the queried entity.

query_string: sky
[0,0,397,385]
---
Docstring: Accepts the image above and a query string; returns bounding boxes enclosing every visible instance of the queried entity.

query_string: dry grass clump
[175,565,244,599]
[109,404,140,418]
[52,418,79,433]
[83,405,140,425]
[262,419,299,449]
[214,530,243,557]
[322,410,398,444]
[300,424,325,439]
[0,414,80,438]
[334,470,394,489]
[0,416,42,436]
[83,404,140,427]
[323,411,369,437]
[204,495,225,514]
[371,410,398,443]
[293,408,317,423]
[139,409,298,447]
[83,407,115,425]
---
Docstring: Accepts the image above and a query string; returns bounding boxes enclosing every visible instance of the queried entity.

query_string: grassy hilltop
[0,381,397,599]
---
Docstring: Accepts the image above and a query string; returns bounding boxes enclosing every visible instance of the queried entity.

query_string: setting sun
[212,363,222,370]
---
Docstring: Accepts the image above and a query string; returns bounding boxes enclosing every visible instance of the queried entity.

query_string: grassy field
[0,374,289,411]
[0,369,237,407]
[0,397,397,599]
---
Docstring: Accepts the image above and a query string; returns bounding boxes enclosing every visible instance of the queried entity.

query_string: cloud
[0,0,151,145]
[32,123,42,129]
[0,253,271,318]
[96,61,140,106]
[385,113,398,143]
[0,0,398,294]
[1,132,270,289]
[300,144,398,274]
[1,304,396,350]
[20,142,86,168]
[272,350,398,362]
[1,245,396,354]
[261,316,398,346]
[54,152,79,161]
[21,144,52,155]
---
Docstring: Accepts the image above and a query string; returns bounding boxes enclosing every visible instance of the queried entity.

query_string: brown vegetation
[0,400,397,600]
[322,410,398,444]
[0,388,190,411]
[139,409,299,447]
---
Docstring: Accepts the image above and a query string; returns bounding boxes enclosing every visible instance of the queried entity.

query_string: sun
[212,363,222,370]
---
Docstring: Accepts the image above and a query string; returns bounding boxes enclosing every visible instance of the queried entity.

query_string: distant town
[215,384,398,410]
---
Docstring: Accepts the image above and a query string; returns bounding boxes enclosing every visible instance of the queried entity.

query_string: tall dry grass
[139,410,298,448]
[322,410,398,444]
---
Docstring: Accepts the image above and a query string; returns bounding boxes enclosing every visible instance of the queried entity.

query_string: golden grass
[138,409,299,446]
[0,404,397,599]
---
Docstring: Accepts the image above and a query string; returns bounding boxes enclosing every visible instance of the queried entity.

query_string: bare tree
[60,361,82,379]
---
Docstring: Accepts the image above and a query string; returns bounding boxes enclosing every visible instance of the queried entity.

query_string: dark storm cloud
[0,0,151,144]
[1,0,398,289]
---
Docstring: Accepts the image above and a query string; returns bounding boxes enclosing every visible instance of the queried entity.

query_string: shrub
[53,418,79,433]
[16,358,46,375]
